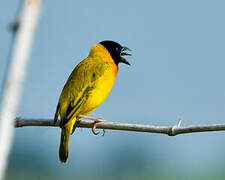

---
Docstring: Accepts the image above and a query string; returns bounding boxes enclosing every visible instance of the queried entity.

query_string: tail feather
[59,127,70,163]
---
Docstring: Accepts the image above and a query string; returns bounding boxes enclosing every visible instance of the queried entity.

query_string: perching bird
[54,40,131,163]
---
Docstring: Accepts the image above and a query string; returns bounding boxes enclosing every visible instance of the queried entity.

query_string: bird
[54,40,131,163]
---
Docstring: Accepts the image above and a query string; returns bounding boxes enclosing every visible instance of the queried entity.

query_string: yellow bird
[54,40,131,163]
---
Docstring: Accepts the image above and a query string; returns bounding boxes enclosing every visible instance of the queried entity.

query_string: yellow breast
[83,64,116,115]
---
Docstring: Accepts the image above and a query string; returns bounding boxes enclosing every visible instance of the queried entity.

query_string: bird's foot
[92,118,106,136]
[80,115,106,136]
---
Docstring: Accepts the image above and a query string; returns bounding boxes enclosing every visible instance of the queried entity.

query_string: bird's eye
[116,48,120,53]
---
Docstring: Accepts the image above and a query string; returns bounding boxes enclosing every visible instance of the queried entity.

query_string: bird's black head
[100,40,131,65]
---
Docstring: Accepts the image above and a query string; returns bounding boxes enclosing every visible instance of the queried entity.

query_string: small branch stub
[168,119,182,136]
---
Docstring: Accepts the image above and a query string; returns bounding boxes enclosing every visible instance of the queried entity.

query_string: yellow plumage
[54,41,131,163]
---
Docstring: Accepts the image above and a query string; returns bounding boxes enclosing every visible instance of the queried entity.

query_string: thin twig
[15,118,225,136]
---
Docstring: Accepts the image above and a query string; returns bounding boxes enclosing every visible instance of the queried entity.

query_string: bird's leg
[80,115,106,136]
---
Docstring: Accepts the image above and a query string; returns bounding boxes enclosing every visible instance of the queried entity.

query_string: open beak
[120,46,132,65]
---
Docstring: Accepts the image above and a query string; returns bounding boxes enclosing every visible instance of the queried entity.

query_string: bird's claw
[80,115,106,136]
[92,123,100,135]
[91,118,106,136]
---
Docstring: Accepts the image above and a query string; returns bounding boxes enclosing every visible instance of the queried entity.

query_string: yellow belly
[81,67,116,115]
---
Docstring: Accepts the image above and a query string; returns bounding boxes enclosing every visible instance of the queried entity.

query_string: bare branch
[15,118,225,136]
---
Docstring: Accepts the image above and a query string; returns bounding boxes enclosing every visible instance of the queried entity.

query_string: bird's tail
[59,127,70,163]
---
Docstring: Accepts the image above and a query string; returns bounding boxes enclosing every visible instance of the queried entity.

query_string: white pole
[0,0,41,179]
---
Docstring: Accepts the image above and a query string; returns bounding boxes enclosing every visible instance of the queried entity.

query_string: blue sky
[1,0,225,179]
